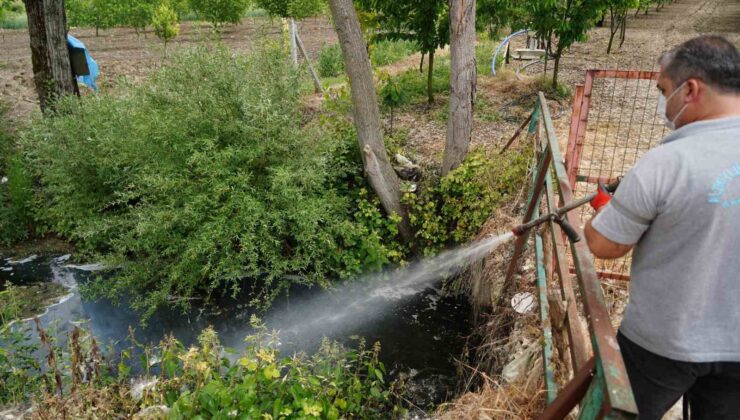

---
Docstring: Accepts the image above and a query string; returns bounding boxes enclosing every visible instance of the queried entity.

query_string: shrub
[404,150,529,254]
[317,43,344,78]
[0,107,33,246]
[3,321,406,417]
[370,39,415,67]
[22,45,401,319]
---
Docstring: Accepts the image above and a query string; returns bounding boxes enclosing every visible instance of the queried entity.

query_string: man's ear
[685,78,701,103]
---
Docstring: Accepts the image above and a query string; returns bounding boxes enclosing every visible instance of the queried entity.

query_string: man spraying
[584,35,740,419]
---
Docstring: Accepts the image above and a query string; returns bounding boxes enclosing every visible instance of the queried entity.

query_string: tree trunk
[23,0,76,113]
[327,0,412,241]
[441,0,476,176]
[419,52,425,73]
[552,54,560,87]
[426,49,435,104]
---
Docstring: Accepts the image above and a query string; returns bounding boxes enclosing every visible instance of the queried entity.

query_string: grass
[0,12,27,30]
[370,39,416,67]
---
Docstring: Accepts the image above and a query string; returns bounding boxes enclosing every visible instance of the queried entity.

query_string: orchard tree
[121,0,155,35]
[327,0,412,241]
[152,1,179,51]
[357,0,449,104]
[65,0,121,36]
[442,0,476,176]
[476,0,524,39]
[606,0,638,54]
[188,0,251,30]
[523,0,604,86]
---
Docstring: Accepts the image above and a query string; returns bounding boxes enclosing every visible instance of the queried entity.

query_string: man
[584,35,740,419]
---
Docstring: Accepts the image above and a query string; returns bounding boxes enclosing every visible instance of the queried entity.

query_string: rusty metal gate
[565,70,665,281]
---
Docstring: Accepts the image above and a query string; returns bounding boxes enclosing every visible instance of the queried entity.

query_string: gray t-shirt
[592,116,740,363]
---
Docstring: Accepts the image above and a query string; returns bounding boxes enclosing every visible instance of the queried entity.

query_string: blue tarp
[66,34,99,92]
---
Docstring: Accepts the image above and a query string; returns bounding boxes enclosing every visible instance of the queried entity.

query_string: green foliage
[0,0,23,27]
[188,0,250,29]
[404,150,529,254]
[119,0,156,33]
[254,0,323,19]
[317,43,344,78]
[357,0,449,103]
[0,108,33,246]
[369,39,416,67]
[1,320,406,417]
[0,325,43,406]
[65,0,121,34]
[22,45,402,319]
[169,322,405,418]
[385,56,450,107]
[476,0,526,38]
[152,2,180,46]
[519,0,605,85]
[380,75,405,110]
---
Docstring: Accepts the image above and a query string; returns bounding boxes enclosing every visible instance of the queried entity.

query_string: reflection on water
[0,253,473,410]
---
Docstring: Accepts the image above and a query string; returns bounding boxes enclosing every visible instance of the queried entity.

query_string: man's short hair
[659,35,740,94]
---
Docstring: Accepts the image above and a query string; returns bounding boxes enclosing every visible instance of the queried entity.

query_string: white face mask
[657,82,687,130]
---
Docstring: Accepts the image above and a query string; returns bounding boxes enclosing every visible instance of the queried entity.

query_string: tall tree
[24,0,77,113]
[442,0,476,176]
[357,0,448,104]
[327,0,412,241]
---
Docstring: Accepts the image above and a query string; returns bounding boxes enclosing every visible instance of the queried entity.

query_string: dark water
[0,253,473,411]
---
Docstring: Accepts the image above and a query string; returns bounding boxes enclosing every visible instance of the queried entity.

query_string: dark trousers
[617,331,740,420]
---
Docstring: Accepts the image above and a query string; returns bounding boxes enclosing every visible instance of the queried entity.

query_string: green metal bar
[538,92,637,416]
[536,229,557,404]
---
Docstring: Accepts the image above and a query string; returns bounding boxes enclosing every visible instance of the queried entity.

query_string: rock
[393,153,421,181]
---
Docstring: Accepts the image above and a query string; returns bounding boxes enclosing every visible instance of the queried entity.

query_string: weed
[370,39,416,67]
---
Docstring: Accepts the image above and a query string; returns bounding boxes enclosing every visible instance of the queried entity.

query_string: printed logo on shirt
[708,163,740,208]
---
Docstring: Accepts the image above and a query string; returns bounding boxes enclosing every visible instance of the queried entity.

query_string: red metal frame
[564,69,661,282]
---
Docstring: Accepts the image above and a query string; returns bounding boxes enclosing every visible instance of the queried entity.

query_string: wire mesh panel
[566,70,665,281]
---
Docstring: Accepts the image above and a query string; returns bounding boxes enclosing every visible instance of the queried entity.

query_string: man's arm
[585,211,633,259]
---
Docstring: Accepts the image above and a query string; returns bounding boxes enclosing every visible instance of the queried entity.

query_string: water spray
[511,179,621,243]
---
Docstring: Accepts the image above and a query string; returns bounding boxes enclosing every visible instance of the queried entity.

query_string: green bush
[404,150,529,254]
[3,321,406,417]
[369,39,415,67]
[22,44,401,319]
[255,0,324,19]
[0,108,33,246]
[317,43,344,78]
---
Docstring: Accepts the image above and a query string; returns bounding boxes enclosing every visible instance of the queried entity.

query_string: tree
[357,0,449,104]
[326,0,412,241]
[23,0,77,113]
[152,1,179,51]
[255,0,323,20]
[65,0,120,36]
[522,0,604,87]
[121,0,155,35]
[476,0,524,39]
[606,0,638,54]
[188,0,250,29]
[442,0,476,176]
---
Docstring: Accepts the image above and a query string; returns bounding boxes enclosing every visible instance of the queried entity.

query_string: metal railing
[504,92,638,419]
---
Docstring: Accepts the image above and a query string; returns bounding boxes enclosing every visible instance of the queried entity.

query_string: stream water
[0,233,513,413]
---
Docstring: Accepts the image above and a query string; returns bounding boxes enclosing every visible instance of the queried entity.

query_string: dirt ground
[0,17,336,121]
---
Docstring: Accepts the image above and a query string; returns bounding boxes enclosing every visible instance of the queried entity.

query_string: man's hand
[590,184,612,211]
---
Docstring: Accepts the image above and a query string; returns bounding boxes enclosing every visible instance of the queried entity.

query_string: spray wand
[511,179,621,243]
